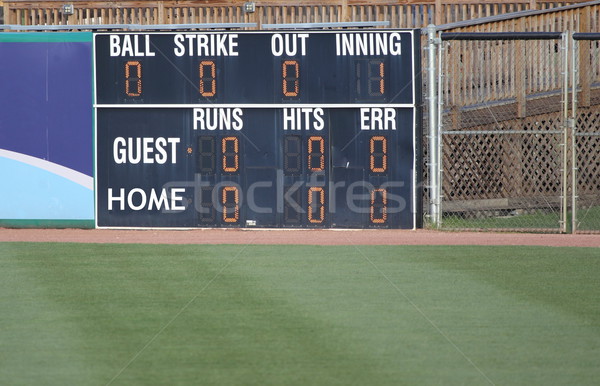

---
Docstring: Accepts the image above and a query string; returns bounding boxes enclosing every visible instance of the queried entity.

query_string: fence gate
[434,32,569,232]
[572,33,600,233]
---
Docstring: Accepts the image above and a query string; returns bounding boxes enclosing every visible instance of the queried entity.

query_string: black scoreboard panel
[94,30,422,229]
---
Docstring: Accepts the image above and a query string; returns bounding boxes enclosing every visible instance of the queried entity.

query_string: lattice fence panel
[574,111,600,232]
[572,37,600,233]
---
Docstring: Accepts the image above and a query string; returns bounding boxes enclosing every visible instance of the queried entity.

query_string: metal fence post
[426,24,441,227]
[436,37,444,229]
[561,31,569,234]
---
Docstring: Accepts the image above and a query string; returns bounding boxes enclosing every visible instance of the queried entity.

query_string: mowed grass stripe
[0,243,598,385]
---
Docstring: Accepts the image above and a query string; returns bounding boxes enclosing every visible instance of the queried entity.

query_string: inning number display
[94,30,422,228]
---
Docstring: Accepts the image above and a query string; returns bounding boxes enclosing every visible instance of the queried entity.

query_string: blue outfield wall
[0,32,94,228]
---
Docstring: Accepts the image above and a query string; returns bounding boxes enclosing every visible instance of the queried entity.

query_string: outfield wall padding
[0,33,94,227]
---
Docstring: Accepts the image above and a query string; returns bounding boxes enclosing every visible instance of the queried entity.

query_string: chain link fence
[434,32,569,232]
[425,30,600,233]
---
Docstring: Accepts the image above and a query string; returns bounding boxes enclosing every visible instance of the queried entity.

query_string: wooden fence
[1,1,594,28]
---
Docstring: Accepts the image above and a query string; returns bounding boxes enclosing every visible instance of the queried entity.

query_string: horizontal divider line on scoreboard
[94,103,416,109]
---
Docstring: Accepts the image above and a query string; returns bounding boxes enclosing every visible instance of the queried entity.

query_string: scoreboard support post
[94,29,422,229]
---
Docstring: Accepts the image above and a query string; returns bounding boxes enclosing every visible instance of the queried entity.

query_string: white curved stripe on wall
[0,149,93,190]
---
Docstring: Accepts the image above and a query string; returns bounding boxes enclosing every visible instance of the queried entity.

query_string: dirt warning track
[1,228,599,247]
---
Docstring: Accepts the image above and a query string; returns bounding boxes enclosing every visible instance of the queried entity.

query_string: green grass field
[1,242,599,385]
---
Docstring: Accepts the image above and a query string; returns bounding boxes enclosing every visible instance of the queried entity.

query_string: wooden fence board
[3,1,594,28]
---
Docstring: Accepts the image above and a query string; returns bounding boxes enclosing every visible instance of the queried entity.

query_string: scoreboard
[94,30,422,229]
